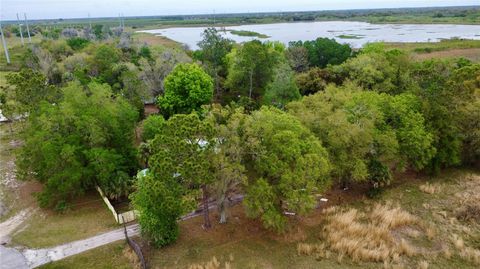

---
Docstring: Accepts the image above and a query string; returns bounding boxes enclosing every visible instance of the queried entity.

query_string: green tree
[17,82,138,209]
[263,62,301,108]
[197,28,234,98]
[285,46,309,72]
[157,63,213,117]
[288,84,394,187]
[131,172,185,247]
[141,114,166,142]
[4,69,60,115]
[242,107,331,231]
[90,44,121,84]
[147,113,215,228]
[295,67,341,96]
[205,104,247,224]
[288,83,434,187]
[410,59,463,172]
[225,40,280,100]
[289,38,352,68]
[453,64,480,164]
[66,37,90,50]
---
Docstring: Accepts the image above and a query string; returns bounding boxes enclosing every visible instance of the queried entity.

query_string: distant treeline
[2,5,479,28]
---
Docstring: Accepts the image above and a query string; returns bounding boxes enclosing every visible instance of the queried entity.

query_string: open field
[385,39,480,62]
[132,32,181,48]
[40,169,480,269]
[11,191,119,248]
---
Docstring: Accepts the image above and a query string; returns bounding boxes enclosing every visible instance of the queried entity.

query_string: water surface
[139,21,480,49]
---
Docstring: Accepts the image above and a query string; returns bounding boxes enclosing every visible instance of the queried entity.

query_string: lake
[139,21,480,50]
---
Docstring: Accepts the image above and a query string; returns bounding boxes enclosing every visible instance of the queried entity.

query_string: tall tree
[17,82,138,209]
[157,63,214,118]
[205,104,247,224]
[289,38,352,68]
[263,62,301,108]
[225,40,280,100]
[4,69,60,116]
[197,28,234,99]
[147,113,216,229]
[242,107,331,231]
[131,172,185,247]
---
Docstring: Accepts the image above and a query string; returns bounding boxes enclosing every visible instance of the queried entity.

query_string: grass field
[40,169,480,269]
[386,39,480,62]
[39,241,134,269]
[132,32,181,48]
[11,191,119,248]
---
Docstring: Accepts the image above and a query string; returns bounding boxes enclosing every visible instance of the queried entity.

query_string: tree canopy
[157,63,214,117]
[242,107,331,231]
[17,82,138,209]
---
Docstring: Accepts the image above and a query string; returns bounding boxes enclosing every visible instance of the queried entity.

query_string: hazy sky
[1,0,478,20]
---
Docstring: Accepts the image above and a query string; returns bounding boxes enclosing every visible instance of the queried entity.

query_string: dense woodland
[0,24,479,249]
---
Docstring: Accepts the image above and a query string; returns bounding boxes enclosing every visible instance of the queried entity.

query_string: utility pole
[0,22,11,64]
[88,13,92,29]
[121,13,125,29]
[24,13,32,43]
[16,13,25,46]
[213,9,216,26]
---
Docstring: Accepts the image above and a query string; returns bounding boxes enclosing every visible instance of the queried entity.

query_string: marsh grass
[298,203,425,264]
[419,183,439,194]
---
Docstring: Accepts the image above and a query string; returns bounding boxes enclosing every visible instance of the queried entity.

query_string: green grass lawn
[11,192,119,248]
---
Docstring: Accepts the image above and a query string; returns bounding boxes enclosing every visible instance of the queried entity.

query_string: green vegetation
[157,63,214,117]
[289,37,353,68]
[242,107,330,231]
[1,11,479,269]
[336,34,365,39]
[229,30,270,38]
[15,82,138,209]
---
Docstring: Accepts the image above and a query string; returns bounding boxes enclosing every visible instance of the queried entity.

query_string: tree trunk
[202,185,211,229]
[249,69,253,99]
[219,202,227,224]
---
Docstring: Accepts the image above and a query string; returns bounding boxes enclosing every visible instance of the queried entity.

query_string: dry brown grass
[310,203,424,263]
[419,183,439,194]
[123,246,141,269]
[187,256,233,269]
[416,260,429,269]
[451,234,480,265]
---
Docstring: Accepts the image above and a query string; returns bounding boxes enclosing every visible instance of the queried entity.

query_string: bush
[67,37,90,50]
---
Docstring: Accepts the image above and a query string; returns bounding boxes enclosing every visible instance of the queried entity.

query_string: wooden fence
[96,186,138,224]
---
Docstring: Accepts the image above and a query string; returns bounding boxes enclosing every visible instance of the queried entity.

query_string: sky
[1,0,478,20]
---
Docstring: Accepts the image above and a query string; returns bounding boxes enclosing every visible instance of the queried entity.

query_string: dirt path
[0,209,34,244]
